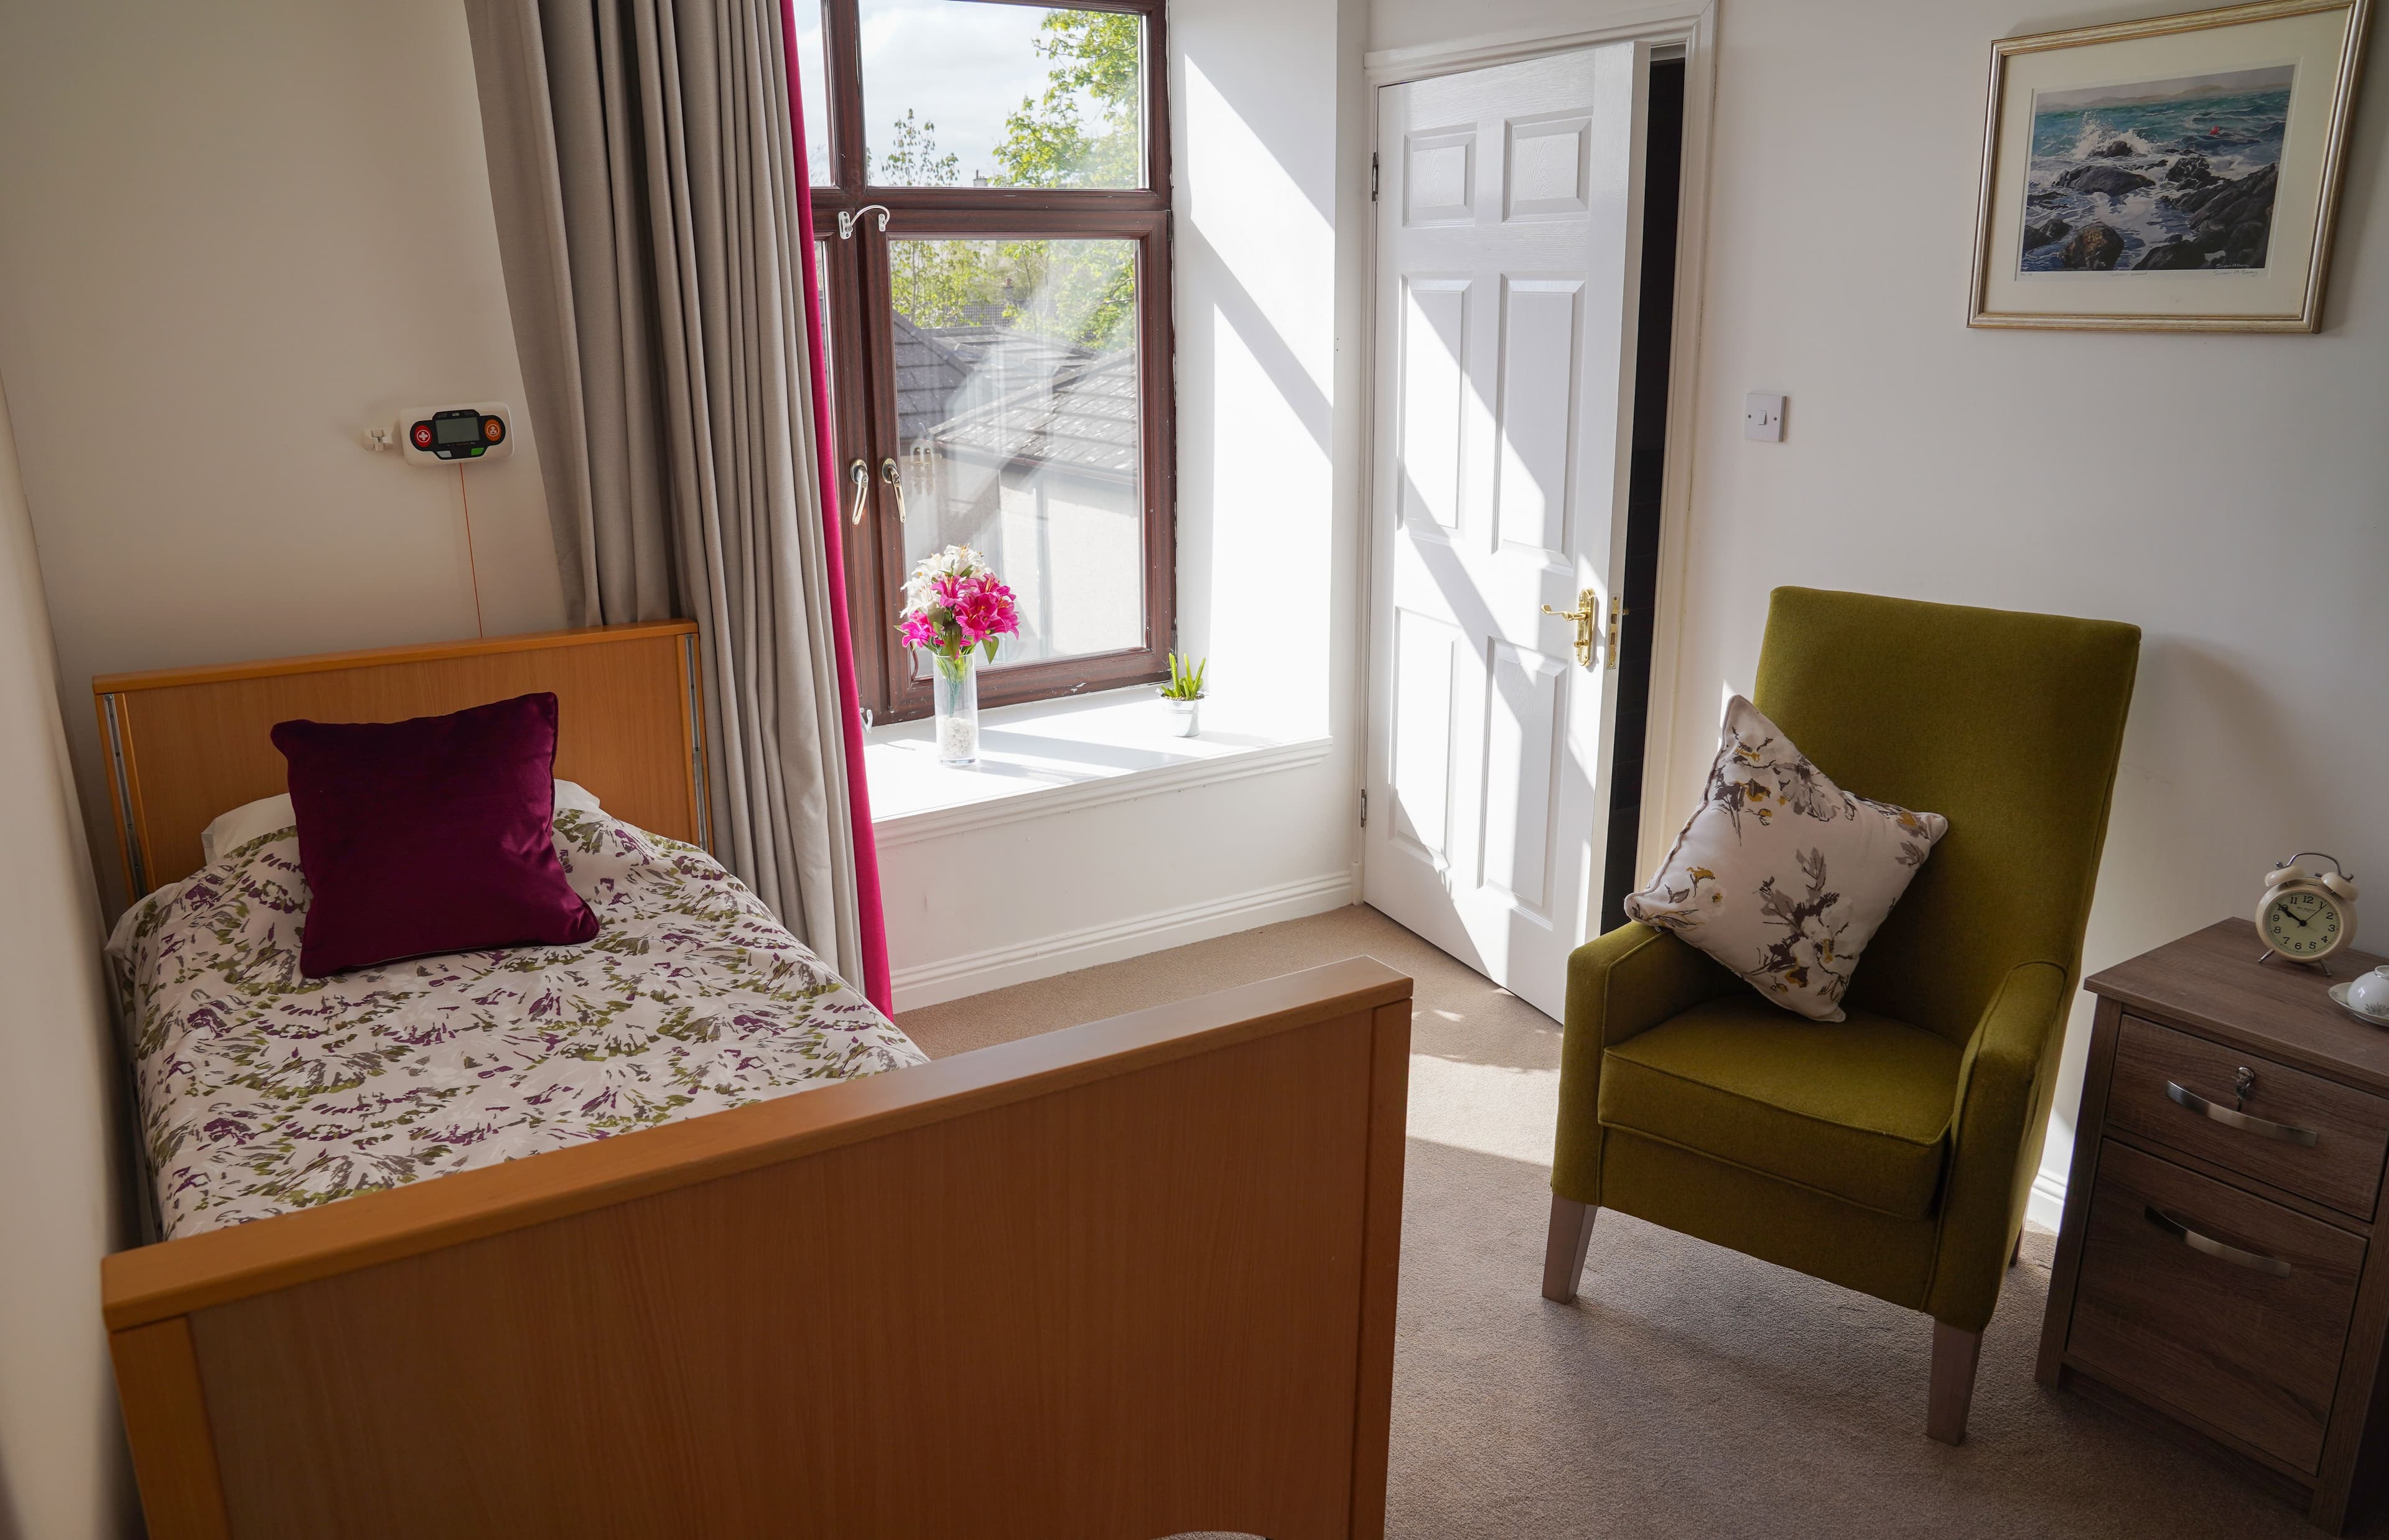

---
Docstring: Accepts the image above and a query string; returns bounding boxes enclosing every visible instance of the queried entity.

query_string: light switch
[1744,392,1786,442]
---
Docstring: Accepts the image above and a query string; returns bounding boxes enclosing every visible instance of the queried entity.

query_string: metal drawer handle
[2164,1080,2319,1147]
[2146,1206,2294,1278]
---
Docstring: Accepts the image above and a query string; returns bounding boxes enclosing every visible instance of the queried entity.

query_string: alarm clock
[2255,851,2359,973]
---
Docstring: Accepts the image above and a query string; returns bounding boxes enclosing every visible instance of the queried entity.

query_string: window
[798,0,1173,721]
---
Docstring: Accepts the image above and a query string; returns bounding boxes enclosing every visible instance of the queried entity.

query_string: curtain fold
[464,0,892,1011]
[775,0,892,1015]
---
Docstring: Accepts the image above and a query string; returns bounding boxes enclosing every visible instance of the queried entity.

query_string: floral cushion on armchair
[1624,696,1948,1021]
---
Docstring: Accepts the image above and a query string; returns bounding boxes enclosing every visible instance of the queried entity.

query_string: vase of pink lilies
[898,545,1022,766]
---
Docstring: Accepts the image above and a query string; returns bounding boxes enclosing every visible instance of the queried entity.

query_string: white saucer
[2328,981,2389,1028]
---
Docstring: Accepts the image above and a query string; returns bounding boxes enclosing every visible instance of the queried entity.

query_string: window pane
[860,1,1144,189]
[794,1,831,184]
[888,238,1142,669]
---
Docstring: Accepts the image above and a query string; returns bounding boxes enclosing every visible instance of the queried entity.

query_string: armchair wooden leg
[1926,1320,1982,1445]
[1541,1195,1597,1303]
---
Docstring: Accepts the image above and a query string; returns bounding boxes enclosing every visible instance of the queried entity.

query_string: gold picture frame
[1968,0,2372,332]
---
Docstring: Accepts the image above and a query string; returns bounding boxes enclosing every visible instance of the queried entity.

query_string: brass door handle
[1544,589,1626,671]
[847,459,869,525]
[1543,590,1596,670]
[880,457,906,522]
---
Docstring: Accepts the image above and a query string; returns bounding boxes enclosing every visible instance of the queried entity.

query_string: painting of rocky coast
[2021,65,2291,273]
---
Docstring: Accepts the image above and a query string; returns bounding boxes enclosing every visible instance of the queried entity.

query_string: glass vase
[933,652,980,766]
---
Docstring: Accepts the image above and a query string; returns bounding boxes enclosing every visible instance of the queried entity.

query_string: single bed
[94,621,1411,1540]
[109,799,923,1240]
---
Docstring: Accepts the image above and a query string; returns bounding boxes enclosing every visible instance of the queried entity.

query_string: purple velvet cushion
[271,692,599,978]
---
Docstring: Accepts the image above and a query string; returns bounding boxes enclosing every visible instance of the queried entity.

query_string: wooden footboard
[104,958,1413,1540]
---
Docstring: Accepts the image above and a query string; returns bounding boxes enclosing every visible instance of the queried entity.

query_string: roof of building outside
[929,350,1139,481]
[887,312,1139,481]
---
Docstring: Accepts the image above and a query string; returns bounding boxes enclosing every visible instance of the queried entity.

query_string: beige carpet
[900,905,2377,1539]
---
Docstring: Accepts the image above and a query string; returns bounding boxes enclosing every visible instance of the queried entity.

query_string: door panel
[1495,279,1582,556]
[1404,129,1477,225]
[1396,278,1470,534]
[1505,114,1593,219]
[1364,43,1649,1021]
[1481,639,1566,911]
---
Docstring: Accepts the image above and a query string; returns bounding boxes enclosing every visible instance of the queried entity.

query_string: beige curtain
[463,0,862,980]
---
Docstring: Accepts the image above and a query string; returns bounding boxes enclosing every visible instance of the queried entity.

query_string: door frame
[1351,1,1720,925]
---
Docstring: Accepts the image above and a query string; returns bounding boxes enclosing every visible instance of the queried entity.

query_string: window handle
[838,204,890,241]
[880,457,906,522]
[847,459,869,526]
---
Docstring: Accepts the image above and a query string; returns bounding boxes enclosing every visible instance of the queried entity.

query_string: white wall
[880,0,1376,1001]
[0,0,567,914]
[0,377,134,1539]
[1370,0,2389,1217]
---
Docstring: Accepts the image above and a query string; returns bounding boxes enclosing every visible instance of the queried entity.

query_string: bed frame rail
[105,957,1413,1540]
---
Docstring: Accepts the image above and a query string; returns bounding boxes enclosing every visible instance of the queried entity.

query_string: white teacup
[2350,967,2389,1021]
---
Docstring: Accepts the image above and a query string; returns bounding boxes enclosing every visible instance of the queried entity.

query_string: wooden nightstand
[2041,920,2389,1533]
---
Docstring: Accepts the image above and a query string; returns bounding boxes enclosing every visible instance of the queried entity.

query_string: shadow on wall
[2088,632,2340,965]
[1171,42,1343,736]
[1174,220,1331,454]
[2037,629,2355,1151]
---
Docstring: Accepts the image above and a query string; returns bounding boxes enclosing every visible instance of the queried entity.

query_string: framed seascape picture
[1969,0,2373,331]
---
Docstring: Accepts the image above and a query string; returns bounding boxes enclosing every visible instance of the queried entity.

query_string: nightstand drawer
[2067,1141,2365,1474]
[2107,1014,2389,1218]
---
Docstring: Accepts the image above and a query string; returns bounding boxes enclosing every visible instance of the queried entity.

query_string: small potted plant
[1158,651,1206,737]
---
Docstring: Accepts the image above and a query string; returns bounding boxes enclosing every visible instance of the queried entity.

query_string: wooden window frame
[809,0,1175,723]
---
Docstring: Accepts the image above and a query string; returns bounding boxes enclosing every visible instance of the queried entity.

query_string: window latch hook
[837,205,892,241]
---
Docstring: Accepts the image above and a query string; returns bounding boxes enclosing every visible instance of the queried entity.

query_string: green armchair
[1543,587,2139,1444]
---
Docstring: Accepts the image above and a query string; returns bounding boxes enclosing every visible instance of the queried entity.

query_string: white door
[1363,44,1649,1021]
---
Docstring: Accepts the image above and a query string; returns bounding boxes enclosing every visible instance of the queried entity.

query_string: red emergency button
[412,422,434,449]
[482,416,505,443]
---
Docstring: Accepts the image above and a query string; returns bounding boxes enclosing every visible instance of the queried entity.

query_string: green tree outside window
[883,9,1140,352]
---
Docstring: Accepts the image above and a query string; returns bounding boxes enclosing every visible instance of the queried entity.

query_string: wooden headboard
[92,621,707,897]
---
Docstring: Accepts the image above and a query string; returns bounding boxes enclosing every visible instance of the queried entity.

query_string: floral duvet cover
[108,809,924,1240]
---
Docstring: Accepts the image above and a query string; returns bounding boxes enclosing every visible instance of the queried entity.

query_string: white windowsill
[864,685,1331,848]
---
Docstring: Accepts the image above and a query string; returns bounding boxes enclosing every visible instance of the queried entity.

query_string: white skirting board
[890,872,1357,1013]
[2027,1168,2068,1235]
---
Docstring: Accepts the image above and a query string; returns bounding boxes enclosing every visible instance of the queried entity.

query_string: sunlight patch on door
[1391,610,1464,863]
[1478,639,1565,913]
[1398,277,1469,534]
[1494,278,1582,557]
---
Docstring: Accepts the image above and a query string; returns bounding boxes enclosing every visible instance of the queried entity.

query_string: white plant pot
[1161,697,1201,738]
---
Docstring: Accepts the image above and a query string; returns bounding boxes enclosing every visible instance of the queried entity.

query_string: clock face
[2263,886,2346,958]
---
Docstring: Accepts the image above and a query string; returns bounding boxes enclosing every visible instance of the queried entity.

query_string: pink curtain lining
[776,0,893,1016]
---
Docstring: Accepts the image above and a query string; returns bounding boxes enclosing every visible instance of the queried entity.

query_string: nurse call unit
[398,402,511,466]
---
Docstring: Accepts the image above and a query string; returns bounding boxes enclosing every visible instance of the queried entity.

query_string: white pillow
[199,779,606,866]
[1623,697,1947,1022]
